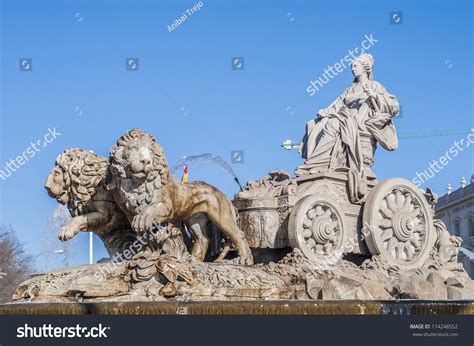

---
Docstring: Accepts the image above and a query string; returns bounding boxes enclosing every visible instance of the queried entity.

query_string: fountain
[3,54,474,315]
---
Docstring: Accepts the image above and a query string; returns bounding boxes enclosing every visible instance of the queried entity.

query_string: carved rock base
[12,249,474,303]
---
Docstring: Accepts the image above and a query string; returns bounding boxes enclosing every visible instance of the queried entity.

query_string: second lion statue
[44,148,137,257]
[108,128,254,265]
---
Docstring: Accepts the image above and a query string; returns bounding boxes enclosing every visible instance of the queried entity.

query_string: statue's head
[109,128,170,185]
[45,148,108,212]
[352,53,374,80]
[45,163,69,204]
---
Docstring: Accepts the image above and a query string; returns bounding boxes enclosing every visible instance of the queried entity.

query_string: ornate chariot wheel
[288,194,346,263]
[363,178,434,270]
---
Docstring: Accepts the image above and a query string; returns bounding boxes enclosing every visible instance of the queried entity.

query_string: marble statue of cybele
[296,54,400,203]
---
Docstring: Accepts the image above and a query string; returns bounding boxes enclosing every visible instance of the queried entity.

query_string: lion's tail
[231,201,240,226]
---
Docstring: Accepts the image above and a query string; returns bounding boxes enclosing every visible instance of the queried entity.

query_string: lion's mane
[109,129,172,214]
[55,148,108,216]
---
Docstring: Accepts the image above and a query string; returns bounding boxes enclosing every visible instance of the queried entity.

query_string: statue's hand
[59,223,80,241]
[364,87,376,98]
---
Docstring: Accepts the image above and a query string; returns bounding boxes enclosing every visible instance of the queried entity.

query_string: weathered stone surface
[15,247,473,302]
[397,278,439,300]
[427,272,446,287]
[13,264,130,302]
[319,275,390,300]
[447,286,463,300]
[446,276,474,299]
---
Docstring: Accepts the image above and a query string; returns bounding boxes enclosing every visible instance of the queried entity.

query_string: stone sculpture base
[12,249,474,303]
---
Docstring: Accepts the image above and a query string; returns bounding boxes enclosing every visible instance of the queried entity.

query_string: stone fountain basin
[0,300,473,315]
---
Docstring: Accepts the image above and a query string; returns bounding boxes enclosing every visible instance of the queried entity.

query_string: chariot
[234,133,436,270]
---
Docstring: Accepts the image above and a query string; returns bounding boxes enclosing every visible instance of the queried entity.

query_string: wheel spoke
[403,194,413,210]
[395,190,403,207]
[396,243,405,260]
[303,219,312,229]
[323,243,333,254]
[409,207,421,217]
[315,206,324,216]
[387,237,398,257]
[381,228,393,241]
[410,234,422,249]
[325,228,335,239]
[385,194,397,212]
[380,205,393,219]
[324,209,332,218]
[405,242,415,260]
[306,238,316,249]
[379,218,392,229]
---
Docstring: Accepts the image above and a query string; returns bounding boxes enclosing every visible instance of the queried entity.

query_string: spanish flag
[181,165,188,182]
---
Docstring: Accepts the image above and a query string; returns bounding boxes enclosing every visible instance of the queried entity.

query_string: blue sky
[0,0,472,270]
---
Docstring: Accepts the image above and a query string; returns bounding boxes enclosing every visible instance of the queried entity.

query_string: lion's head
[45,148,108,215]
[109,128,171,214]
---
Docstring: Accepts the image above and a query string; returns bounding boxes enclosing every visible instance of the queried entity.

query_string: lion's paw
[59,225,79,241]
[132,213,155,233]
[235,256,254,266]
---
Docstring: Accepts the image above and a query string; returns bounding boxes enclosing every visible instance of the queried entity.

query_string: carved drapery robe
[297,80,399,203]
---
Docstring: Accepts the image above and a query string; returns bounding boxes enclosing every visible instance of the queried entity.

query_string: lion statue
[45,148,137,257]
[108,128,253,265]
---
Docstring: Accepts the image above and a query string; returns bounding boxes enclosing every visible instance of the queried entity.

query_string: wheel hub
[312,218,333,244]
[392,212,415,242]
